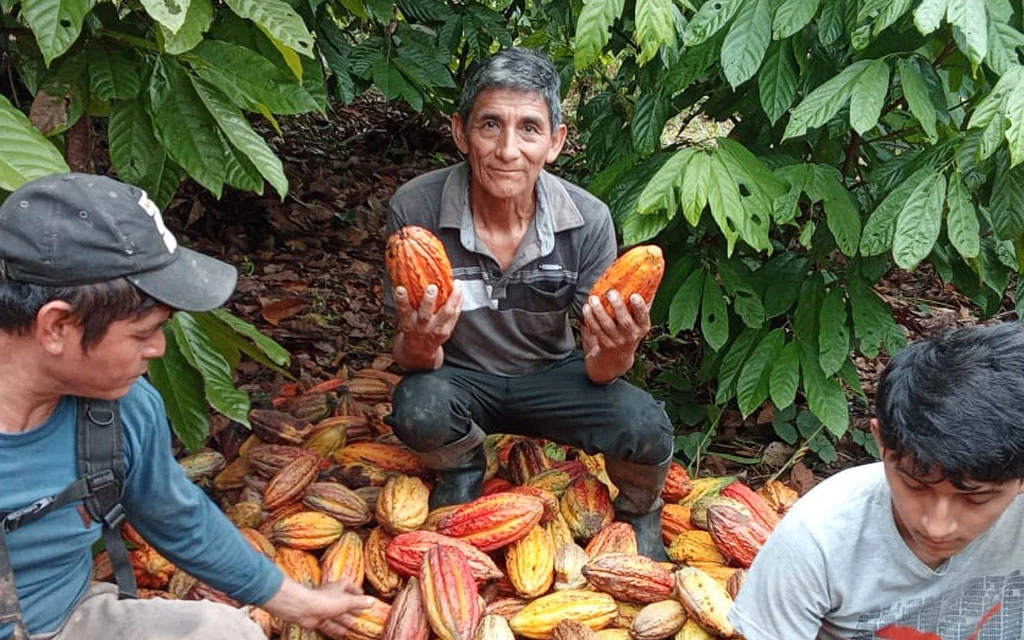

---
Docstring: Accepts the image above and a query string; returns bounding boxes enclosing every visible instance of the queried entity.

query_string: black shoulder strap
[76,398,137,600]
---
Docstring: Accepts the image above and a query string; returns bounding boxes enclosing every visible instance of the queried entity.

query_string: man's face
[452,87,567,204]
[49,306,171,400]
[880,447,1024,568]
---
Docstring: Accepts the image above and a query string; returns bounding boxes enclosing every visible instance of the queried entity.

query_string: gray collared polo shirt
[385,162,616,376]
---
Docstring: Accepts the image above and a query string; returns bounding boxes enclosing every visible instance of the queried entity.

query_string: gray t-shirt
[385,163,616,376]
[729,462,1024,640]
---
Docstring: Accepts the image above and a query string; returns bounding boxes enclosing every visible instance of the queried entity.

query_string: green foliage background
[2,0,1023,463]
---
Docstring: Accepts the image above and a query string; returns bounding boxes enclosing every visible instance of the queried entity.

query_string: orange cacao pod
[506,524,556,599]
[320,530,364,587]
[303,481,374,527]
[508,590,618,640]
[589,245,665,316]
[660,462,692,503]
[584,522,638,560]
[382,576,431,640]
[365,526,404,598]
[272,511,344,550]
[581,553,674,604]
[507,485,560,523]
[376,474,431,535]
[385,225,455,310]
[706,505,771,568]
[239,527,277,560]
[560,475,615,542]
[660,504,695,546]
[420,545,482,640]
[129,545,175,589]
[385,530,504,583]
[276,547,321,587]
[688,563,738,588]
[333,442,430,477]
[756,479,799,515]
[666,531,726,565]
[436,492,545,552]
[721,481,781,530]
[341,597,392,640]
[264,454,322,511]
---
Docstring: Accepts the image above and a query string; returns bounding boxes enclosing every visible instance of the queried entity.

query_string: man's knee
[387,373,463,451]
[610,391,674,465]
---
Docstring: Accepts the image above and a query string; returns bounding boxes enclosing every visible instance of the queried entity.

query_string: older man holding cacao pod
[383,48,675,560]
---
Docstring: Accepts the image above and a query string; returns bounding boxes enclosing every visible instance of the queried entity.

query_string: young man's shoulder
[780,462,887,539]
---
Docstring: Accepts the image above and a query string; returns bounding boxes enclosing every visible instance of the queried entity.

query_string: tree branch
[842,131,861,178]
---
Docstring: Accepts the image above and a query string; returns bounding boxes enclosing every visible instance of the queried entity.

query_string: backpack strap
[76,398,137,600]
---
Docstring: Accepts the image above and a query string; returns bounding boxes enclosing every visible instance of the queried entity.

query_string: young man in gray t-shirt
[730,323,1024,639]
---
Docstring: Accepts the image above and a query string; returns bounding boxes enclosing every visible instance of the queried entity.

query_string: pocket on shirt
[523,282,575,312]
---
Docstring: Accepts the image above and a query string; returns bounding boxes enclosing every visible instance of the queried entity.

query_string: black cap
[0,173,237,311]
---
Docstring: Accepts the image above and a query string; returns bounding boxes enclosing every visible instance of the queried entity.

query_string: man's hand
[581,289,651,384]
[262,578,378,638]
[392,280,463,371]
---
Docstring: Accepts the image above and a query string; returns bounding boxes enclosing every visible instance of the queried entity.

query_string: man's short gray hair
[457,48,562,131]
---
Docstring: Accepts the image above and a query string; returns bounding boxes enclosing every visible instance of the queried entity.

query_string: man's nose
[920,497,958,539]
[496,128,519,159]
[144,329,167,359]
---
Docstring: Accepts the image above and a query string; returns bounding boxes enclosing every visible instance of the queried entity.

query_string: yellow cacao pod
[508,590,618,640]
[364,526,404,598]
[376,474,431,535]
[271,511,344,550]
[320,531,364,587]
[671,567,737,639]
[506,524,556,599]
[666,531,726,566]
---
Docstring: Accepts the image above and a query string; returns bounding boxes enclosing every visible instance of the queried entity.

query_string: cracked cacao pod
[706,505,771,568]
[506,524,555,599]
[436,492,545,552]
[382,576,431,640]
[320,531,364,587]
[560,475,614,542]
[376,474,431,535]
[589,245,665,316]
[508,590,618,640]
[386,225,454,310]
[584,522,638,560]
[672,566,738,639]
[385,530,504,583]
[630,600,687,640]
[721,481,780,530]
[581,553,675,604]
[420,545,483,640]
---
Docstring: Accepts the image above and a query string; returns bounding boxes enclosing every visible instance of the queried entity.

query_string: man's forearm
[393,331,444,371]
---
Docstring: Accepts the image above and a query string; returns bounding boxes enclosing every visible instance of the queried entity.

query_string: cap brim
[127,247,238,312]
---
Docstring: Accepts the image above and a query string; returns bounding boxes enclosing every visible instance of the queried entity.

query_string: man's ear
[870,418,886,458]
[546,123,568,163]
[34,300,76,355]
[452,112,469,155]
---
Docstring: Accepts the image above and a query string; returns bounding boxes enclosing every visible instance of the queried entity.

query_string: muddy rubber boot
[605,456,672,562]
[428,446,487,510]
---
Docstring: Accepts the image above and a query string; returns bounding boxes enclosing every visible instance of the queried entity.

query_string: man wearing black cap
[0,173,374,639]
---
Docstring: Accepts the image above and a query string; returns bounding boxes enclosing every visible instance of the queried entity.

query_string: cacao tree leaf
[757,253,808,318]
[793,272,825,347]
[701,272,730,351]
[622,209,669,244]
[848,274,905,357]
[0,94,69,191]
[860,167,934,256]
[772,0,819,39]
[637,148,691,216]
[897,57,938,142]
[189,311,291,376]
[222,135,265,193]
[140,0,191,35]
[159,0,213,54]
[632,92,670,156]
[721,0,771,89]
[149,328,209,453]
[706,153,744,254]
[1004,83,1024,167]
[634,0,677,64]
[822,173,861,256]
[946,170,980,260]
[209,308,290,367]
[893,170,946,270]
[223,0,315,58]
[718,260,766,329]
[669,267,706,335]
[989,151,1024,239]
[770,340,801,410]
[652,253,699,323]
[913,0,947,34]
[817,286,850,377]
[838,356,867,400]
[715,328,765,404]
[88,43,140,101]
[860,0,913,37]
[681,150,712,226]
[849,59,890,135]
[682,0,741,46]
[799,343,849,437]
[947,0,988,69]
[783,60,870,140]
[136,153,184,209]
[987,20,1024,75]
[817,0,844,44]
[21,0,96,65]
[759,40,798,125]
[191,77,288,198]
[108,99,162,185]
[171,312,251,426]
[737,328,786,417]
[665,36,721,95]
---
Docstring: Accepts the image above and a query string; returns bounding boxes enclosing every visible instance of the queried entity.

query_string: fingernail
[608,290,620,302]
[426,284,437,296]
[589,296,599,307]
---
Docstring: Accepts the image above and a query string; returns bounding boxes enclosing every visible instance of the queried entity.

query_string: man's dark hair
[875,322,1024,487]
[0,278,158,350]
[457,47,563,131]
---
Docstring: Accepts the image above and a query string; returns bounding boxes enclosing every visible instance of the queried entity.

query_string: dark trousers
[386,353,674,513]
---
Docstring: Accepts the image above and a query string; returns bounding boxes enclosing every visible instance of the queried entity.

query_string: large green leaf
[772,0,820,39]
[817,0,845,44]
[946,171,980,259]
[669,267,705,334]
[859,0,913,37]
[632,92,670,156]
[171,313,251,426]
[898,58,938,142]
[701,272,730,351]
[800,343,849,437]
[736,329,785,417]
[223,0,315,58]
[21,0,96,65]
[770,340,801,410]
[947,0,988,69]
[88,43,140,101]
[140,0,191,34]
[860,167,934,255]
[159,0,214,55]
[817,286,850,377]
[149,328,209,453]
[706,153,746,254]
[783,60,870,140]
[989,152,1024,239]
[682,0,742,46]
[191,77,288,198]
[892,171,946,270]
[758,253,808,318]
[721,0,770,89]
[634,0,677,64]
[849,59,889,135]
[718,259,766,329]
[913,0,947,34]
[149,56,227,197]
[822,172,861,256]
[108,99,162,185]
[715,328,765,404]
[222,135,264,193]
[1004,82,1024,167]
[759,40,798,125]
[793,273,825,347]
[0,94,69,191]
[987,20,1024,75]
[848,275,905,357]
[209,308,291,367]
[681,151,712,225]
[637,148,691,216]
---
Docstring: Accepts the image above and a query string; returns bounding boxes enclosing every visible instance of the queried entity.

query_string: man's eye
[904,480,928,492]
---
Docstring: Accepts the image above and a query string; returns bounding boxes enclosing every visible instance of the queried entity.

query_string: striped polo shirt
[385,162,617,376]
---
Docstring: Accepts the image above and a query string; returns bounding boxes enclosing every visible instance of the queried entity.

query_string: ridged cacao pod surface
[589,245,665,315]
[386,225,455,310]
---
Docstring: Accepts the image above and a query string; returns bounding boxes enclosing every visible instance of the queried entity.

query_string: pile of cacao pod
[93,366,801,640]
